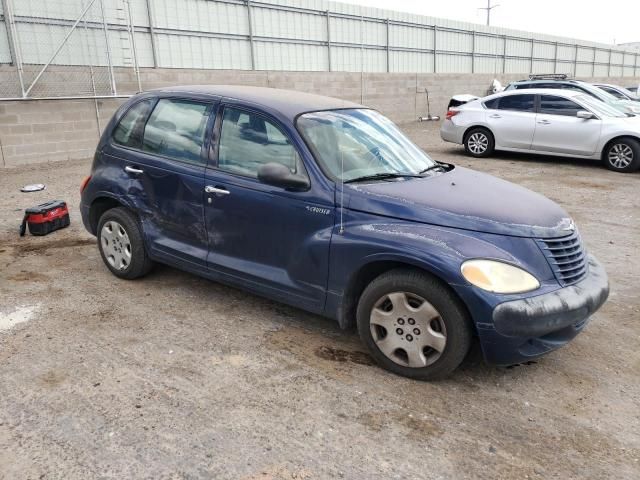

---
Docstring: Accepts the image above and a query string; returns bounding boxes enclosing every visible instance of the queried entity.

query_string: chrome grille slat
[536,230,588,286]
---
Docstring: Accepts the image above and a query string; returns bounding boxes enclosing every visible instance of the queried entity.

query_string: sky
[337,0,639,46]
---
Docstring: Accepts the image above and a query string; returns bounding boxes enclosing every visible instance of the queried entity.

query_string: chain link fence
[0,0,139,99]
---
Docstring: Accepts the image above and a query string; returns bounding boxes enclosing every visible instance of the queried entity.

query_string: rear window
[484,98,500,109]
[497,94,535,112]
[112,99,154,149]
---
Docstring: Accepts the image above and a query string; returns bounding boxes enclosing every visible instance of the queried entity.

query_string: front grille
[536,230,588,286]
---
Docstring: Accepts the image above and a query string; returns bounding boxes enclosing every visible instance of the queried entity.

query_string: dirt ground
[1,123,639,480]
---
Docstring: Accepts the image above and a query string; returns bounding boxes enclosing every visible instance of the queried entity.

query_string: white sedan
[440,88,640,173]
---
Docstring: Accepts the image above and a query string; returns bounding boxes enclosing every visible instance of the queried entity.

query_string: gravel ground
[0,122,639,480]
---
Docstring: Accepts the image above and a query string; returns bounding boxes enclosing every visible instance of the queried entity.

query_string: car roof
[150,85,364,118]
[485,88,584,100]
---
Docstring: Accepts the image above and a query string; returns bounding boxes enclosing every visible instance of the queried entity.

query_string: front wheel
[603,138,640,173]
[464,128,495,158]
[356,269,473,381]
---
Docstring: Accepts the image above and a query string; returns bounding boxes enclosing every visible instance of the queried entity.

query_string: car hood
[346,166,573,239]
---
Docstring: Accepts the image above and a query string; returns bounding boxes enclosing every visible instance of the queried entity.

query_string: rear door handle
[537,120,551,125]
[205,185,230,195]
[124,165,144,174]
[489,114,501,119]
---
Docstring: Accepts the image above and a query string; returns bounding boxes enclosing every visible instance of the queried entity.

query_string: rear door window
[539,95,582,117]
[497,94,535,112]
[142,99,210,165]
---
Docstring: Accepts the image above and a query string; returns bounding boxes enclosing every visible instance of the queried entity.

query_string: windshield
[576,94,627,118]
[582,84,619,104]
[297,109,437,182]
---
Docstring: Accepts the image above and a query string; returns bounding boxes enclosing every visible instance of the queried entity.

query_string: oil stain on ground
[314,346,374,366]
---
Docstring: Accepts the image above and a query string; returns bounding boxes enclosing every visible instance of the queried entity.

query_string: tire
[356,269,473,381]
[464,127,495,158]
[97,207,153,280]
[603,138,640,173]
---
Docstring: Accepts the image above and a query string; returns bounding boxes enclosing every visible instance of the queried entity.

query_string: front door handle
[124,165,144,174]
[489,114,501,119]
[537,120,551,125]
[205,185,230,195]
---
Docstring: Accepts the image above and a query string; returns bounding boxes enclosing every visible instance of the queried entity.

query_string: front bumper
[478,254,609,365]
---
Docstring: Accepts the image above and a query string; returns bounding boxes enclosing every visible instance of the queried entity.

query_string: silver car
[593,83,640,102]
[440,89,640,173]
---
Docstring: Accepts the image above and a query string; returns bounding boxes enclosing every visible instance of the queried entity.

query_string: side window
[539,95,582,117]
[497,94,535,112]
[512,84,530,90]
[218,107,303,178]
[142,99,209,164]
[484,98,500,109]
[601,87,624,99]
[112,99,153,148]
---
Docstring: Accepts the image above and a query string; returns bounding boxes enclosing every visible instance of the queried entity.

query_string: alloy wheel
[468,132,489,154]
[369,291,447,368]
[608,143,634,169]
[100,220,132,271]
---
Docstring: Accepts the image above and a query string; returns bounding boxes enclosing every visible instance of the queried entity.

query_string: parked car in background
[441,88,640,172]
[627,85,639,95]
[504,74,640,115]
[593,83,640,102]
[80,86,609,380]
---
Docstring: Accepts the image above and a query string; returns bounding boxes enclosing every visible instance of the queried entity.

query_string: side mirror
[577,110,595,119]
[257,162,310,191]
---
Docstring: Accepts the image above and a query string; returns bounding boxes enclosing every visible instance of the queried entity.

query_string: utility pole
[480,0,500,26]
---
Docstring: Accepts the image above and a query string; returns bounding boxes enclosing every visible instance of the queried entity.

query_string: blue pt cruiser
[80,86,609,380]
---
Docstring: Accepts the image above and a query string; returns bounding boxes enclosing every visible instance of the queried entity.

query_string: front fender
[324,211,557,327]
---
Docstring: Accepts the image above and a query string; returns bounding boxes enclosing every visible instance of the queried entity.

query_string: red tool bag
[19,200,70,236]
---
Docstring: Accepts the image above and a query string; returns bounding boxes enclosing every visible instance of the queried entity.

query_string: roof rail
[528,74,571,80]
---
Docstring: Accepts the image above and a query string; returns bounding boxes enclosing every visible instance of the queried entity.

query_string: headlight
[461,259,540,294]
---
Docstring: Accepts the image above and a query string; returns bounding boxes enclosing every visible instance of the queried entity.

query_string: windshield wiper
[343,172,424,184]
[419,164,446,174]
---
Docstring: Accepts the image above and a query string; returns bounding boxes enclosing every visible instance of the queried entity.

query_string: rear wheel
[356,269,473,381]
[603,138,640,173]
[97,207,153,279]
[464,128,495,158]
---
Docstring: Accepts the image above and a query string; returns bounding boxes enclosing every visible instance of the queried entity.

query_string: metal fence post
[145,0,158,68]
[592,47,596,77]
[247,0,255,70]
[553,42,558,74]
[386,18,390,73]
[502,35,506,73]
[125,0,141,92]
[326,10,331,72]
[433,25,437,73]
[471,31,475,74]
[530,38,534,74]
[607,48,612,77]
[1,0,25,97]
[574,44,578,77]
[99,0,117,95]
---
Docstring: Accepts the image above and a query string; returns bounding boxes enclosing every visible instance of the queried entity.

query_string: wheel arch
[338,255,475,335]
[463,124,494,144]
[88,196,132,235]
[600,135,640,162]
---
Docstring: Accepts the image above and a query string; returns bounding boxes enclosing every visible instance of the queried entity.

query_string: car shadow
[147,263,531,382]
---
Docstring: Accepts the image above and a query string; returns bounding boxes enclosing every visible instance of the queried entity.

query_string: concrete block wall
[1,66,639,168]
